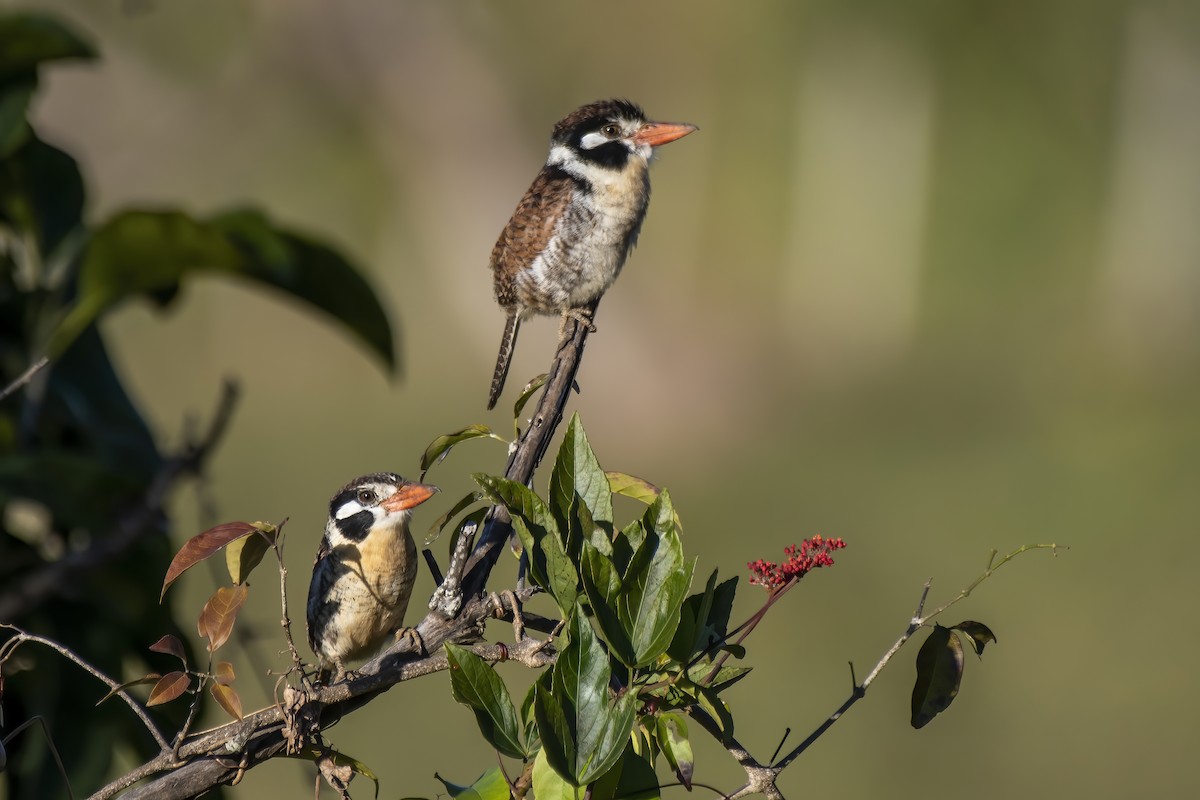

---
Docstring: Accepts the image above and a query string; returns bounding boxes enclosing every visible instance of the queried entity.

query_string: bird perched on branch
[486,98,697,409]
[306,473,438,680]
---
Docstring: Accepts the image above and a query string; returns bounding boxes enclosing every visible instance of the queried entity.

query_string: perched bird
[486,98,697,409]
[306,473,438,680]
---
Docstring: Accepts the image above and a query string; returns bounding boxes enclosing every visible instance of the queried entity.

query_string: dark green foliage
[0,11,397,796]
[455,414,737,793]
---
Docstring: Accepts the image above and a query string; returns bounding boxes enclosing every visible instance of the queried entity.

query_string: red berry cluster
[747,535,847,590]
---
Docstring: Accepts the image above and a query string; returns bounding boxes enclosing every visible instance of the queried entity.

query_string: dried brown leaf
[197,584,249,652]
[146,671,190,706]
[210,682,243,720]
[148,634,187,664]
[161,521,259,601]
[214,660,236,685]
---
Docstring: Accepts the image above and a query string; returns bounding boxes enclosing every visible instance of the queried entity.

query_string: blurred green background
[11,0,1200,797]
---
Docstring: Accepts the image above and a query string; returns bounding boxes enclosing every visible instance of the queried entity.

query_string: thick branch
[99,318,594,798]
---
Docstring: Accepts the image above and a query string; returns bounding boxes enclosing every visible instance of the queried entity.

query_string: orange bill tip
[631,121,698,148]
[383,482,439,512]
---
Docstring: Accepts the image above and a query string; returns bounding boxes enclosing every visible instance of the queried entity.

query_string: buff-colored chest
[322,527,417,663]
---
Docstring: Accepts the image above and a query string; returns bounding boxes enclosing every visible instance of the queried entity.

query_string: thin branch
[688,709,782,800]
[920,543,1064,624]
[89,310,600,798]
[1,716,76,799]
[0,356,50,402]
[0,626,170,753]
[774,544,1062,770]
[0,381,240,621]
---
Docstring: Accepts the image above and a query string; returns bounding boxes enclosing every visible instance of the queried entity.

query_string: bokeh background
[11,0,1200,797]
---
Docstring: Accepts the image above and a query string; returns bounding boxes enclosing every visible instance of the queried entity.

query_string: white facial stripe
[579,131,610,150]
[548,144,574,166]
[335,500,365,520]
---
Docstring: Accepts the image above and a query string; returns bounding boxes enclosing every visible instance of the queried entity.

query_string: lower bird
[486,98,697,409]
[306,473,438,680]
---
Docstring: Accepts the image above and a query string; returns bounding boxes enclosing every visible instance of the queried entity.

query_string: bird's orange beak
[383,482,439,512]
[631,121,698,148]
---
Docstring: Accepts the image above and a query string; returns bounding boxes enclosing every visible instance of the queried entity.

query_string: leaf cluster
[444,415,745,798]
[0,11,396,795]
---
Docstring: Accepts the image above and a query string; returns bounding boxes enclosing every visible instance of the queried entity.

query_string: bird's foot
[394,625,425,655]
[489,589,526,641]
[559,308,597,337]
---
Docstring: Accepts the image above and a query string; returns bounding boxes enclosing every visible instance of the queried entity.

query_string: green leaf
[694,684,735,742]
[420,425,501,474]
[445,643,527,759]
[0,78,33,158]
[612,519,645,577]
[0,133,86,261]
[953,620,997,657]
[552,607,636,784]
[423,490,484,545]
[668,569,717,661]
[618,514,695,667]
[549,413,613,533]
[580,542,634,665]
[210,208,396,371]
[0,13,97,82]
[580,690,636,784]
[49,209,397,371]
[513,373,548,427]
[604,749,660,800]
[521,681,539,745]
[434,768,511,800]
[532,749,585,800]
[642,489,678,539]
[53,210,241,352]
[911,624,965,729]
[656,712,694,789]
[475,473,577,608]
[685,663,752,692]
[534,679,576,784]
[606,471,683,531]
[224,522,277,584]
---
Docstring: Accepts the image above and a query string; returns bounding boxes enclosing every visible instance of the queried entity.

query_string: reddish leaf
[210,682,243,720]
[97,673,162,706]
[161,521,259,601]
[214,660,236,686]
[147,671,191,706]
[148,634,187,665]
[197,584,249,652]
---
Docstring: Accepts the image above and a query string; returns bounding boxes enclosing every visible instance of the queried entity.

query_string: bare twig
[0,356,50,402]
[774,543,1062,770]
[0,381,240,621]
[0,625,170,753]
[1,716,76,800]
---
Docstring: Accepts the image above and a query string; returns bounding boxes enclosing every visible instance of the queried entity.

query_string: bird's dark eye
[357,489,378,505]
[601,123,620,138]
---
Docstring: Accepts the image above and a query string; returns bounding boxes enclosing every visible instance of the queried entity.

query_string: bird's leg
[559,307,597,338]
[394,625,425,656]
[489,589,527,641]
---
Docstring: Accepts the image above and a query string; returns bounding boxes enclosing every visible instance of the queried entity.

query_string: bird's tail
[487,312,521,410]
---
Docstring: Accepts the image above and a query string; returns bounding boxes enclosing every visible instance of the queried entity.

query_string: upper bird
[487,98,697,409]
[306,472,438,680]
